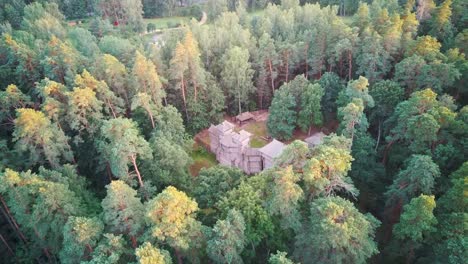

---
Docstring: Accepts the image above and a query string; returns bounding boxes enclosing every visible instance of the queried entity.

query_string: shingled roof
[259,139,285,159]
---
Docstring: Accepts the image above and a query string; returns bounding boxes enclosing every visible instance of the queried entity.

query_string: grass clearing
[144,16,192,30]
[244,121,268,138]
[243,121,270,148]
[189,143,217,177]
[250,137,268,148]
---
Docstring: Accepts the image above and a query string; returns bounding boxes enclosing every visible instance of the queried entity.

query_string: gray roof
[216,120,235,133]
[236,112,254,122]
[305,132,326,146]
[259,139,285,158]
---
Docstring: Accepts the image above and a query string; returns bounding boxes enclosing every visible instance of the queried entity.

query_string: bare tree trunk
[0,195,27,243]
[0,233,13,256]
[175,249,183,264]
[238,86,242,115]
[131,154,144,188]
[268,59,274,94]
[181,77,189,121]
[375,120,381,152]
[348,50,353,81]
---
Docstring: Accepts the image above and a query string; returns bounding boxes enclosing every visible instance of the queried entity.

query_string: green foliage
[268,251,296,264]
[101,180,144,247]
[0,1,467,262]
[217,181,274,247]
[297,83,324,132]
[432,162,468,263]
[83,233,127,264]
[386,155,440,206]
[60,217,104,263]
[394,194,437,242]
[207,209,246,264]
[193,165,245,209]
[221,46,255,114]
[13,108,73,168]
[318,72,344,121]
[136,242,172,264]
[267,85,297,140]
[96,118,152,185]
[146,186,202,252]
[295,196,380,264]
[303,134,357,197]
[267,166,303,231]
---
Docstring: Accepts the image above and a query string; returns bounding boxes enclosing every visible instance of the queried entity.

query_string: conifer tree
[13,108,73,168]
[66,87,103,143]
[102,180,144,248]
[207,209,246,264]
[136,242,172,264]
[132,51,164,107]
[302,134,357,197]
[60,217,104,263]
[96,118,152,187]
[267,166,303,231]
[146,186,203,263]
[74,69,124,118]
[294,196,380,264]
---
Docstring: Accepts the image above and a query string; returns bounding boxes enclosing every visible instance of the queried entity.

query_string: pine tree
[302,134,356,197]
[96,118,152,187]
[102,180,144,248]
[294,196,380,264]
[74,69,124,118]
[207,209,246,264]
[338,98,367,141]
[60,217,104,263]
[386,155,440,209]
[132,51,164,108]
[94,54,130,106]
[269,251,296,264]
[393,194,437,263]
[267,166,304,231]
[136,242,172,264]
[13,108,73,168]
[146,186,203,263]
[66,87,103,143]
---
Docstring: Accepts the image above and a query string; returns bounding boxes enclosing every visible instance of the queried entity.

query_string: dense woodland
[0,0,466,263]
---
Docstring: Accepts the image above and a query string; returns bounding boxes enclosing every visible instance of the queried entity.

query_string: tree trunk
[268,59,274,94]
[0,195,27,243]
[0,234,13,256]
[180,76,189,121]
[348,50,353,81]
[375,120,381,152]
[131,154,144,188]
[175,249,183,264]
[146,108,155,129]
